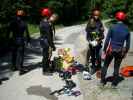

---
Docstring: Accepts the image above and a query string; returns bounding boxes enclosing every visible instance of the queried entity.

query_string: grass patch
[105,19,117,28]
[28,24,64,35]
[28,24,39,35]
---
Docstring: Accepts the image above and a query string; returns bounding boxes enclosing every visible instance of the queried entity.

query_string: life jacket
[120,66,133,77]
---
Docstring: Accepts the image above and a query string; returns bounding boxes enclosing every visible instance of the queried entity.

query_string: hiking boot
[0,80,2,85]
[11,66,18,71]
[111,84,117,89]
[19,69,29,75]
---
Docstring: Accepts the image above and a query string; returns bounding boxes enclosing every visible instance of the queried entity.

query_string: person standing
[86,9,104,74]
[39,8,56,74]
[9,9,31,74]
[100,11,130,88]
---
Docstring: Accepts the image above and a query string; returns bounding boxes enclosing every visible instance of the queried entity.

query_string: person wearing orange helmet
[100,11,130,88]
[9,9,31,75]
[39,8,57,74]
[86,9,104,74]
[49,13,58,40]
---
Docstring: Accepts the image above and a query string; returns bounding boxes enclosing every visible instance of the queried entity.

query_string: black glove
[52,45,56,51]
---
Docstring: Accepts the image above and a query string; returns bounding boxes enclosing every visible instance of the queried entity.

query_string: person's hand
[27,42,32,48]
[101,51,106,60]
[52,46,56,51]
[90,40,98,47]
[96,37,99,41]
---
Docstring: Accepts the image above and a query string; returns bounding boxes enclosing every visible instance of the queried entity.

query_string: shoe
[19,69,29,75]
[0,80,2,85]
[90,69,96,75]
[11,66,18,71]
[98,82,106,88]
[111,84,117,89]
[99,80,107,87]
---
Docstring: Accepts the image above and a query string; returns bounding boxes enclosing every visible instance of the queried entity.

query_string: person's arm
[85,23,91,41]
[97,22,104,42]
[52,24,55,37]
[125,32,131,53]
[99,22,104,40]
[25,24,31,43]
[103,27,112,52]
[8,22,12,39]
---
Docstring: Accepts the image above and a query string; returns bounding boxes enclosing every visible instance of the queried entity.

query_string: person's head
[92,9,101,20]
[115,11,126,22]
[16,10,25,17]
[49,13,58,23]
[41,8,52,19]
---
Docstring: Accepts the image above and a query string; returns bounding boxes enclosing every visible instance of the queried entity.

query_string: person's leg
[95,45,102,71]
[101,53,113,85]
[112,52,123,86]
[89,45,96,69]
[42,47,49,73]
[11,45,18,70]
[86,46,90,65]
[19,45,25,70]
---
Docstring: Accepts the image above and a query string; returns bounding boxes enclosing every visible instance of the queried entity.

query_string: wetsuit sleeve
[25,24,31,42]
[85,23,91,41]
[8,22,12,39]
[125,32,130,52]
[49,28,56,50]
[8,21,14,39]
[52,24,55,37]
[103,27,112,52]
[99,23,104,40]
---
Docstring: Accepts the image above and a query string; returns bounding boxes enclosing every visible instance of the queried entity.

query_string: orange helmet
[41,8,52,17]
[115,11,126,21]
[93,10,100,16]
[16,10,25,16]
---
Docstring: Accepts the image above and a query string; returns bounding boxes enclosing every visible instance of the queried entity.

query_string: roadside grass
[104,19,117,28]
[28,24,64,35]
[28,24,39,35]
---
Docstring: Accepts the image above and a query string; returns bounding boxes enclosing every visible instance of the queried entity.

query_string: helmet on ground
[41,8,52,17]
[115,11,126,21]
[16,10,25,16]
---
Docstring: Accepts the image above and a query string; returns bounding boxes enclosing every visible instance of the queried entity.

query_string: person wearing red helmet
[39,8,56,74]
[41,8,52,18]
[16,10,25,16]
[115,11,126,21]
[86,9,104,74]
[100,11,130,88]
[9,9,31,75]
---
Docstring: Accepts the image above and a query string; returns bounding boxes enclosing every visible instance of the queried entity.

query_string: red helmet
[115,11,126,21]
[41,8,52,17]
[16,10,25,16]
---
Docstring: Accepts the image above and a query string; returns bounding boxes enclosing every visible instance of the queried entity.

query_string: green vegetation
[0,0,133,44]
[28,24,64,35]
[28,24,39,34]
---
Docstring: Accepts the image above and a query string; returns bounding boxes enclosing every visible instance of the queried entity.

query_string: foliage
[0,0,133,38]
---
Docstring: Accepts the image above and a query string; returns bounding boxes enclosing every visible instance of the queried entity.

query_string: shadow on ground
[26,85,58,100]
[0,36,62,81]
